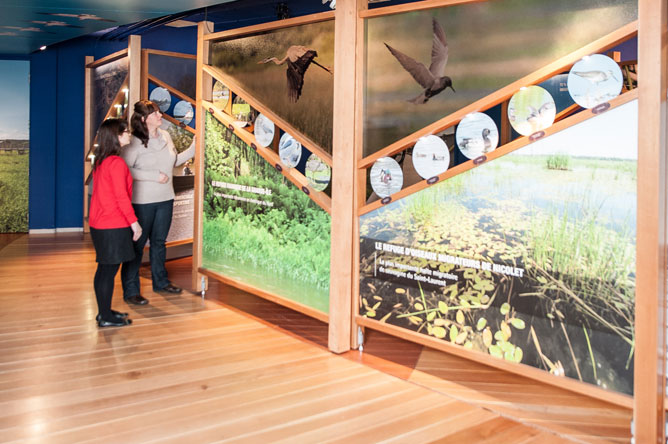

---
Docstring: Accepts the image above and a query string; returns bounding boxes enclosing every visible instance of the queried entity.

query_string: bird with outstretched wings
[385,18,454,104]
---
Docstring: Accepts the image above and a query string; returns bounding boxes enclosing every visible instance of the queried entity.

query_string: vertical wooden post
[193,21,213,293]
[329,0,365,353]
[635,0,667,442]
[128,35,142,122]
[141,49,149,100]
[83,56,94,233]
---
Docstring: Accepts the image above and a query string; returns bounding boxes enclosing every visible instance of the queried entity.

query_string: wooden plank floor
[0,234,625,443]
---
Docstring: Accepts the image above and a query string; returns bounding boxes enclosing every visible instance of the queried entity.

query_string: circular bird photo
[567,54,623,109]
[279,133,302,168]
[370,157,403,198]
[254,114,275,148]
[412,135,450,179]
[305,154,331,191]
[149,87,171,113]
[173,100,194,126]
[232,96,254,127]
[456,112,499,159]
[212,81,230,110]
[508,86,556,136]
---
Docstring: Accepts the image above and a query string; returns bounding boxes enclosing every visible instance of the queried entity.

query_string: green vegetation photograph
[202,114,330,312]
[0,147,29,232]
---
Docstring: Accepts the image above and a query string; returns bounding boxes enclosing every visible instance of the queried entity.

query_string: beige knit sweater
[121,129,195,204]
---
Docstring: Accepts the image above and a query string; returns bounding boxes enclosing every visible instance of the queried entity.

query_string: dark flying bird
[384,18,455,104]
[258,45,333,103]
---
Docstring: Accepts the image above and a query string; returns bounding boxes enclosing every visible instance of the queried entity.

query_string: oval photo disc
[567,54,623,109]
[508,86,556,136]
[456,112,499,159]
[370,157,403,198]
[254,114,275,147]
[212,81,230,110]
[173,100,194,125]
[305,154,331,191]
[279,133,302,168]
[412,135,450,179]
[232,96,252,127]
[149,87,171,113]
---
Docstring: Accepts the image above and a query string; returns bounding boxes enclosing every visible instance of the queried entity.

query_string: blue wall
[28,28,195,230]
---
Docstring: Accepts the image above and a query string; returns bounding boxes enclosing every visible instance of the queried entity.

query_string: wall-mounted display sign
[370,157,403,198]
[567,54,623,109]
[278,133,302,168]
[411,135,450,179]
[508,86,556,136]
[456,112,499,159]
[203,114,330,313]
[254,113,275,148]
[305,154,331,191]
[173,100,194,125]
[149,86,171,112]
[360,100,638,395]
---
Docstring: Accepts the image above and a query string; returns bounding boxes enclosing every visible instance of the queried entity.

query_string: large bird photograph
[364,1,637,157]
[210,21,334,154]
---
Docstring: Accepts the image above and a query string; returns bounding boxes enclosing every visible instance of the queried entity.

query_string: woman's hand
[130,221,142,241]
[158,172,169,184]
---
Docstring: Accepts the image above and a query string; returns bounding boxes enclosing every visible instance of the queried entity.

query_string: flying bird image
[384,18,454,104]
[572,69,620,85]
[258,45,333,103]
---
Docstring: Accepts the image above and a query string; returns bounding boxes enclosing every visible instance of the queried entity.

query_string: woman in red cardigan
[89,118,142,327]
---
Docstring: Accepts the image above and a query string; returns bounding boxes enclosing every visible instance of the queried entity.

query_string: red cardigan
[89,156,138,229]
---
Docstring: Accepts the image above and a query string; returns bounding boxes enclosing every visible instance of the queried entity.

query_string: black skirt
[90,227,135,264]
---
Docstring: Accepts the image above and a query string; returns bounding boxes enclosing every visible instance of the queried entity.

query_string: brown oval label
[381,196,392,205]
[179,122,186,129]
[275,163,283,172]
[301,186,310,195]
[251,143,257,151]
[426,176,439,185]
[529,131,545,142]
[592,102,611,114]
[228,123,235,131]
[208,108,214,114]
[473,155,487,165]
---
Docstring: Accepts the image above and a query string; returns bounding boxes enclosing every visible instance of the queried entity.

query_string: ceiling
[0,0,234,55]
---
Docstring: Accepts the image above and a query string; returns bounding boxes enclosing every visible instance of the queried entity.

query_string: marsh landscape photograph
[359,100,638,394]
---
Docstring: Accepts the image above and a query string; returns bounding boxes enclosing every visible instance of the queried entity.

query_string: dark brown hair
[131,100,160,147]
[93,118,128,172]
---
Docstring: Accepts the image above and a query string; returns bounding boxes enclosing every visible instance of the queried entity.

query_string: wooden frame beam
[634,0,668,441]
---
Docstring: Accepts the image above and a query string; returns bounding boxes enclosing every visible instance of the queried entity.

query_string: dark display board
[210,20,334,154]
[0,60,29,232]
[148,53,197,100]
[203,114,330,312]
[360,100,637,394]
[364,0,637,156]
[92,57,129,138]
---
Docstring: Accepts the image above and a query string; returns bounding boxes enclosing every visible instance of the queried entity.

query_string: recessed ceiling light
[39,45,47,50]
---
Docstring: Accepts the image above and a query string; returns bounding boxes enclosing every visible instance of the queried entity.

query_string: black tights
[94,263,120,321]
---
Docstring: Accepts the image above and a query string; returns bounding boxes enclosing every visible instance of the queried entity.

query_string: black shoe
[158,283,182,294]
[124,295,149,305]
[97,318,132,328]
[95,310,129,322]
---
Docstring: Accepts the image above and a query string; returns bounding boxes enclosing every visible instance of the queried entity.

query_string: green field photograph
[359,100,638,394]
[203,114,330,312]
[0,60,29,233]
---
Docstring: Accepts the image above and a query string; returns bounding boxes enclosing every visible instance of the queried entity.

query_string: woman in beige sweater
[120,100,195,305]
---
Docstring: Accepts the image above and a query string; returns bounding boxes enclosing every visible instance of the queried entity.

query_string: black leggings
[94,263,120,321]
